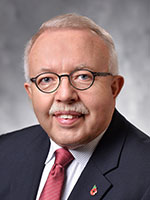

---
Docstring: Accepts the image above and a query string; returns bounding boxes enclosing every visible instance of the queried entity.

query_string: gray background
[0,0,150,135]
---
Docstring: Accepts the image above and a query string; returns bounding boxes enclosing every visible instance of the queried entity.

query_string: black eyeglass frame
[30,69,113,93]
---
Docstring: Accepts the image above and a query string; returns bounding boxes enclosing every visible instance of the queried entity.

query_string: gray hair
[24,13,118,82]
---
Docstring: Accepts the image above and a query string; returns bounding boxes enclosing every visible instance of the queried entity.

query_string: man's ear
[111,75,124,98]
[24,82,33,99]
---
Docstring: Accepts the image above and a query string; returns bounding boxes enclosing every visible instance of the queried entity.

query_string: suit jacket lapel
[68,160,112,200]
[68,110,127,200]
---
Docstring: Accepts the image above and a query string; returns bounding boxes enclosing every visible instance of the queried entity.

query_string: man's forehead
[29,28,109,66]
[28,28,110,75]
[31,28,106,49]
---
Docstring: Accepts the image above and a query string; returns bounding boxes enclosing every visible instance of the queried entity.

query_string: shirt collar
[45,131,105,166]
[45,139,62,164]
[70,131,105,166]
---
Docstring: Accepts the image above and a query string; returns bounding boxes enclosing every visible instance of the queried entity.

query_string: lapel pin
[90,185,98,196]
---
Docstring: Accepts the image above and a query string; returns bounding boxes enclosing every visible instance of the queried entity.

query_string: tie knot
[54,148,74,167]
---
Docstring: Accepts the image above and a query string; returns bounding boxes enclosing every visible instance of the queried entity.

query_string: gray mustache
[49,102,89,115]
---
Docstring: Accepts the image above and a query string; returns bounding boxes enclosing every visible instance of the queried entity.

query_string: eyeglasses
[30,69,112,93]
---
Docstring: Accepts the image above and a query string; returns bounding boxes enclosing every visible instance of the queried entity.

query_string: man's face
[25,29,123,149]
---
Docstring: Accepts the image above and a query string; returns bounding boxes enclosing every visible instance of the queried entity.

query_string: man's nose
[55,76,78,103]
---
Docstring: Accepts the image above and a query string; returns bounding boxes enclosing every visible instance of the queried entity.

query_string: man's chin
[51,135,86,149]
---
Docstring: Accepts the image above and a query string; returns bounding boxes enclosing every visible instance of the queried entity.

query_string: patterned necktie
[39,148,74,200]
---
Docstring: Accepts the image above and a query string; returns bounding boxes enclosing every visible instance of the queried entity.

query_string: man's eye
[78,74,91,80]
[42,77,51,82]
[39,77,53,84]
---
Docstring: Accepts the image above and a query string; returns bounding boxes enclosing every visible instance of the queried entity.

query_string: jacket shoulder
[0,125,50,199]
[0,125,49,153]
[114,109,150,144]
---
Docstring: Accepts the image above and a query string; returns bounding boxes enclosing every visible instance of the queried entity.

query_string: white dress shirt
[36,132,105,200]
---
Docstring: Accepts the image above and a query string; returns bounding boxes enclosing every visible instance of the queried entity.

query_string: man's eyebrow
[74,64,91,70]
[37,64,92,74]
[38,67,55,73]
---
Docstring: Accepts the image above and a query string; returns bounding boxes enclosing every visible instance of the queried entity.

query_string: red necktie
[39,148,74,200]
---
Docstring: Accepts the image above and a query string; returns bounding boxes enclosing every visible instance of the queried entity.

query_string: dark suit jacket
[0,109,150,200]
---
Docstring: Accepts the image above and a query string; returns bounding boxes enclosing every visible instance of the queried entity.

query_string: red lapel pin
[90,185,98,196]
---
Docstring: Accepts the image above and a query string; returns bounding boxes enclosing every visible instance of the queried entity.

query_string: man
[0,13,150,200]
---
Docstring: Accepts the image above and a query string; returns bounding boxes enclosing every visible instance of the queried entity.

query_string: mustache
[49,102,89,115]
